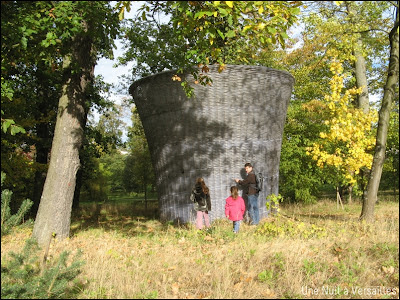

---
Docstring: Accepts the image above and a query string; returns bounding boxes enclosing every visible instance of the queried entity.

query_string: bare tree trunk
[348,185,353,204]
[336,187,344,210]
[360,7,399,222]
[32,30,95,246]
[345,1,370,114]
[353,39,370,114]
[345,1,370,201]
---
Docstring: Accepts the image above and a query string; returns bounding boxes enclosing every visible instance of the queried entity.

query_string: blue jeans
[233,220,241,233]
[248,194,260,225]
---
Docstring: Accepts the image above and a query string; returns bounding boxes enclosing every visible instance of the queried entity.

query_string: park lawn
[1,198,399,299]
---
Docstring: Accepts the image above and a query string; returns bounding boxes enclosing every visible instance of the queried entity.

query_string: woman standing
[191,177,211,229]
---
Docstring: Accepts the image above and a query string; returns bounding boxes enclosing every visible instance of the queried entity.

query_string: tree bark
[73,112,88,210]
[353,39,370,114]
[345,1,370,201]
[360,7,399,222]
[32,29,95,246]
[345,1,370,114]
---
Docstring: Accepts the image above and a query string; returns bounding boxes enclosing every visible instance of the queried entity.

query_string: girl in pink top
[225,186,246,233]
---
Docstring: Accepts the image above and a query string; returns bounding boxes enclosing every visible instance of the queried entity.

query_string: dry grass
[1,199,399,299]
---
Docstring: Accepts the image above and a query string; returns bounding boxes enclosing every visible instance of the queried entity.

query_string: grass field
[1,197,399,299]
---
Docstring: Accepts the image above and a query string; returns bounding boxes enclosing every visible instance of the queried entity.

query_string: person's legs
[203,211,210,228]
[233,220,241,233]
[247,195,255,223]
[196,211,204,229]
[248,194,260,225]
[253,193,260,224]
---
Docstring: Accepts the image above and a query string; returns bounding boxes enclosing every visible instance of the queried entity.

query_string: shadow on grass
[70,200,168,237]
[281,195,399,223]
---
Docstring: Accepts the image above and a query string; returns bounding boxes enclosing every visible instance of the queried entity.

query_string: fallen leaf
[382,265,395,274]
[171,282,179,294]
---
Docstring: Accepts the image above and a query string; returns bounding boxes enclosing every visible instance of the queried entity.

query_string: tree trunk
[336,187,344,210]
[32,30,95,246]
[345,1,370,114]
[73,112,88,210]
[348,185,353,204]
[360,8,399,222]
[345,1,370,200]
[359,169,368,202]
[353,39,370,114]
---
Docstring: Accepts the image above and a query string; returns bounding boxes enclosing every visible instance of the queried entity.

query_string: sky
[92,1,168,143]
[91,4,141,142]
[92,43,134,143]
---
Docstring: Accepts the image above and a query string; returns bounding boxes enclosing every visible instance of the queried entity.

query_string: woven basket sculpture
[129,64,294,224]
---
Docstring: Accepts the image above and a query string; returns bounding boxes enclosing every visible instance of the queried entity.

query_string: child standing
[225,186,246,233]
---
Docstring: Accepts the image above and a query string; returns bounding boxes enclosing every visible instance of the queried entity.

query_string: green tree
[300,2,395,206]
[278,1,396,206]
[361,3,399,221]
[300,1,392,98]
[119,1,301,95]
[1,2,63,216]
[306,59,378,203]
[124,108,155,207]
[279,100,327,203]
[1,172,83,299]
[1,172,33,236]
[73,77,124,207]
[28,1,120,246]
[380,106,399,193]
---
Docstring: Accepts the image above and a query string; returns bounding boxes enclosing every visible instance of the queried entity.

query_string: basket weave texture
[129,65,294,224]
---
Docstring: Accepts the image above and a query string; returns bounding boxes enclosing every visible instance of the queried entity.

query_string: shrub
[1,171,85,299]
[255,215,327,239]
[1,172,33,235]
[1,238,84,299]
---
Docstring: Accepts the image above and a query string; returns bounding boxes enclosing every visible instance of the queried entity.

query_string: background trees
[2,1,122,246]
[306,59,378,203]
[124,107,155,207]
[119,1,301,94]
[278,1,398,209]
[360,3,399,221]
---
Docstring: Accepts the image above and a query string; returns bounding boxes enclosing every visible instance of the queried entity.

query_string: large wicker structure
[129,65,294,224]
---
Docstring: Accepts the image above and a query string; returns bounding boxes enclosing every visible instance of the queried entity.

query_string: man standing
[235,162,259,225]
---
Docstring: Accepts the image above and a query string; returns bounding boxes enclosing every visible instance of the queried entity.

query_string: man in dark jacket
[235,162,259,225]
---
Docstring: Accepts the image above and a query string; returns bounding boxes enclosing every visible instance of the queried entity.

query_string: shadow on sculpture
[129,65,294,224]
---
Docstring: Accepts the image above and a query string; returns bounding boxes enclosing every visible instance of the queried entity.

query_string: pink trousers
[196,211,210,229]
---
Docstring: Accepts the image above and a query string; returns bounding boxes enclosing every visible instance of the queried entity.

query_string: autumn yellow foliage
[306,59,378,185]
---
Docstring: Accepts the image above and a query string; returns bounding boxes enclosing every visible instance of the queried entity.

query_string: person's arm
[207,194,211,211]
[237,173,255,185]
